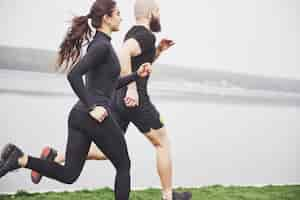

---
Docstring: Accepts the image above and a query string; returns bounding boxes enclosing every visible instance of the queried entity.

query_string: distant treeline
[0,45,299,93]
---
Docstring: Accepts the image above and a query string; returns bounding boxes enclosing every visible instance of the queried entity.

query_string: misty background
[0,0,299,194]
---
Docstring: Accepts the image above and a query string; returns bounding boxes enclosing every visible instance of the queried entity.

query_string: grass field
[0,185,300,200]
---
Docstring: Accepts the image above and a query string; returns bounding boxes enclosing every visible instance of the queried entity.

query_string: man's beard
[150,15,161,32]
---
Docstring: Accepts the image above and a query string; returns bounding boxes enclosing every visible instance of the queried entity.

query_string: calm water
[0,70,299,193]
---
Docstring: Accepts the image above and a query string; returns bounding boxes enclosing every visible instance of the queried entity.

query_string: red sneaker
[30,146,57,184]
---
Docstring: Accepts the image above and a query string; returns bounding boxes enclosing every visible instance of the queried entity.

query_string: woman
[0,0,151,199]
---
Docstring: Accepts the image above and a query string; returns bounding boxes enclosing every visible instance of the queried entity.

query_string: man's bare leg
[55,143,107,163]
[144,127,173,200]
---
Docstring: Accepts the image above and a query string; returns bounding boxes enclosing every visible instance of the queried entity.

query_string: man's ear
[147,10,153,20]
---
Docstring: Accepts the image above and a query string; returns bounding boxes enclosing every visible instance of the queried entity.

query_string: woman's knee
[64,174,80,184]
[62,168,81,184]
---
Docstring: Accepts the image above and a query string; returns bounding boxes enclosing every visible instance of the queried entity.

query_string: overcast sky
[0,0,299,79]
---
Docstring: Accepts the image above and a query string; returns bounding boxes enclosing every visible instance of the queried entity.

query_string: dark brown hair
[56,0,116,72]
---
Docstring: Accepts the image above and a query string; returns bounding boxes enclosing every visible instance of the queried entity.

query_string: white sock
[162,190,172,200]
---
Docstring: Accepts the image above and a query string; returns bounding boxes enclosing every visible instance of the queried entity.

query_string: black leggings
[26,108,131,200]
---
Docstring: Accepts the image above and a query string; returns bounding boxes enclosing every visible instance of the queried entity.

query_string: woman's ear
[103,14,111,25]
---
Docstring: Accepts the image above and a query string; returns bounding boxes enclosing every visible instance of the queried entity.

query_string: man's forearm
[153,47,162,62]
[119,47,138,90]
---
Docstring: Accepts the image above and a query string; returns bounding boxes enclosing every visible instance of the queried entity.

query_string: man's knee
[87,152,107,160]
[145,127,169,148]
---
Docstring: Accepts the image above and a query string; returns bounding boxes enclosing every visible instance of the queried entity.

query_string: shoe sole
[0,144,23,178]
[1,144,15,160]
[185,192,192,200]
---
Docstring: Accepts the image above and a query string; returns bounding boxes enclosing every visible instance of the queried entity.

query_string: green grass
[0,185,299,200]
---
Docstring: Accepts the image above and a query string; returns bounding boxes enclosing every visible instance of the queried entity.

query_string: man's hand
[124,87,139,107]
[157,38,175,52]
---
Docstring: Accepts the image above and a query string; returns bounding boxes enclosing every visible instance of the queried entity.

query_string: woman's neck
[97,26,112,36]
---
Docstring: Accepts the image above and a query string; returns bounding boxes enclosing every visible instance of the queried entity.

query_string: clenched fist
[89,106,108,123]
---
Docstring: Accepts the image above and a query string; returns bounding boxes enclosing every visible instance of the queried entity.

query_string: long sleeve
[115,72,139,90]
[67,43,108,110]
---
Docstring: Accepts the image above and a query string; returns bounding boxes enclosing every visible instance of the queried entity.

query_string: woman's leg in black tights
[25,109,91,184]
[80,113,131,200]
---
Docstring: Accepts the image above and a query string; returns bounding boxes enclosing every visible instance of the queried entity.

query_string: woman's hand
[89,106,108,123]
[137,62,152,78]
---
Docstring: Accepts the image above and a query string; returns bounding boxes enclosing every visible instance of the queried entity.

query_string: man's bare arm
[118,38,143,107]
